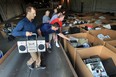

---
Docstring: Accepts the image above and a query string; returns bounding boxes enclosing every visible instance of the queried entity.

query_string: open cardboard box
[63,33,105,52]
[106,40,116,46]
[105,40,116,53]
[101,19,111,24]
[89,29,116,41]
[79,23,101,28]
[66,33,105,66]
[78,16,93,20]
[75,46,116,77]
[67,33,105,50]
[62,28,87,51]
[79,23,103,32]
[62,26,70,31]
[62,25,86,33]
[110,22,116,25]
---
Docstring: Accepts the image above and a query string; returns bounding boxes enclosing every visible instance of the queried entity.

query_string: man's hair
[52,22,59,28]
[25,5,36,14]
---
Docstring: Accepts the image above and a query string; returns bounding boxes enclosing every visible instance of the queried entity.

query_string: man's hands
[26,31,33,36]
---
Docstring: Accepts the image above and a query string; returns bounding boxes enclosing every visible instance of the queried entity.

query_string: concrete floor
[0,33,17,54]
[0,42,77,77]
[0,9,78,77]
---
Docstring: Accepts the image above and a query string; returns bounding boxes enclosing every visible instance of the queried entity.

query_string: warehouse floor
[0,8,78,77]
[0,41,75,77]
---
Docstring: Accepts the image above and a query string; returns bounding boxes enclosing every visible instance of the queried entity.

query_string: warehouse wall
[1,0,116,22]
[68,0,116,13]
[0,0,25,21]
[82,0,95,12]
[95,0,116,13]
[69,0,81,12]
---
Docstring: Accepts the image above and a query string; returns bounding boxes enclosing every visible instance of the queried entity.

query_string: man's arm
[57,33,70,41]
[12,21,26,37]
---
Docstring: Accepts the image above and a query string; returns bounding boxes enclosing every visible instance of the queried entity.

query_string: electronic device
[83,57,109,77]
[17,33,46,53]
[27,40,37,53]
[37,40,45,52]
[17,38,27,53]
[37,36,46,52]
[70,39,78,48]
[27,34,37,53]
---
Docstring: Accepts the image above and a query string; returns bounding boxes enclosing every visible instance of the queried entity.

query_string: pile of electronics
[2,23,15,41]
[83,56,116,77]
[63,19,88,27]
[82,25,102,31]
[73,20,88,25]
[62,25,80,35]
[97,34,110,40]
[67,14,76,19]
[69,37,91,48]
[2,23,14,35]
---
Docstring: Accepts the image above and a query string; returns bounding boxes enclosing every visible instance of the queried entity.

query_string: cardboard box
[79,23,103,32]
[79,27,87,33]
[62,26,70,31]
[63,38,68,52]
[106,40,116,46]
[67,33,105,49]
[78,16,93,20]
[105,40,116,53]
[66,33,105,67]
[62,25,85,33]
[89,29,116,41]
[0,31,7,38]
[110,22,116,25]
[62,28,87,51]
[101,19,110,24]
[64,33,105,52]
[75,46,116,77]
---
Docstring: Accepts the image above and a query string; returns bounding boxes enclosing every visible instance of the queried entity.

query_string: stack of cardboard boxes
[62,12,116,77]
[63,33,116,77]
